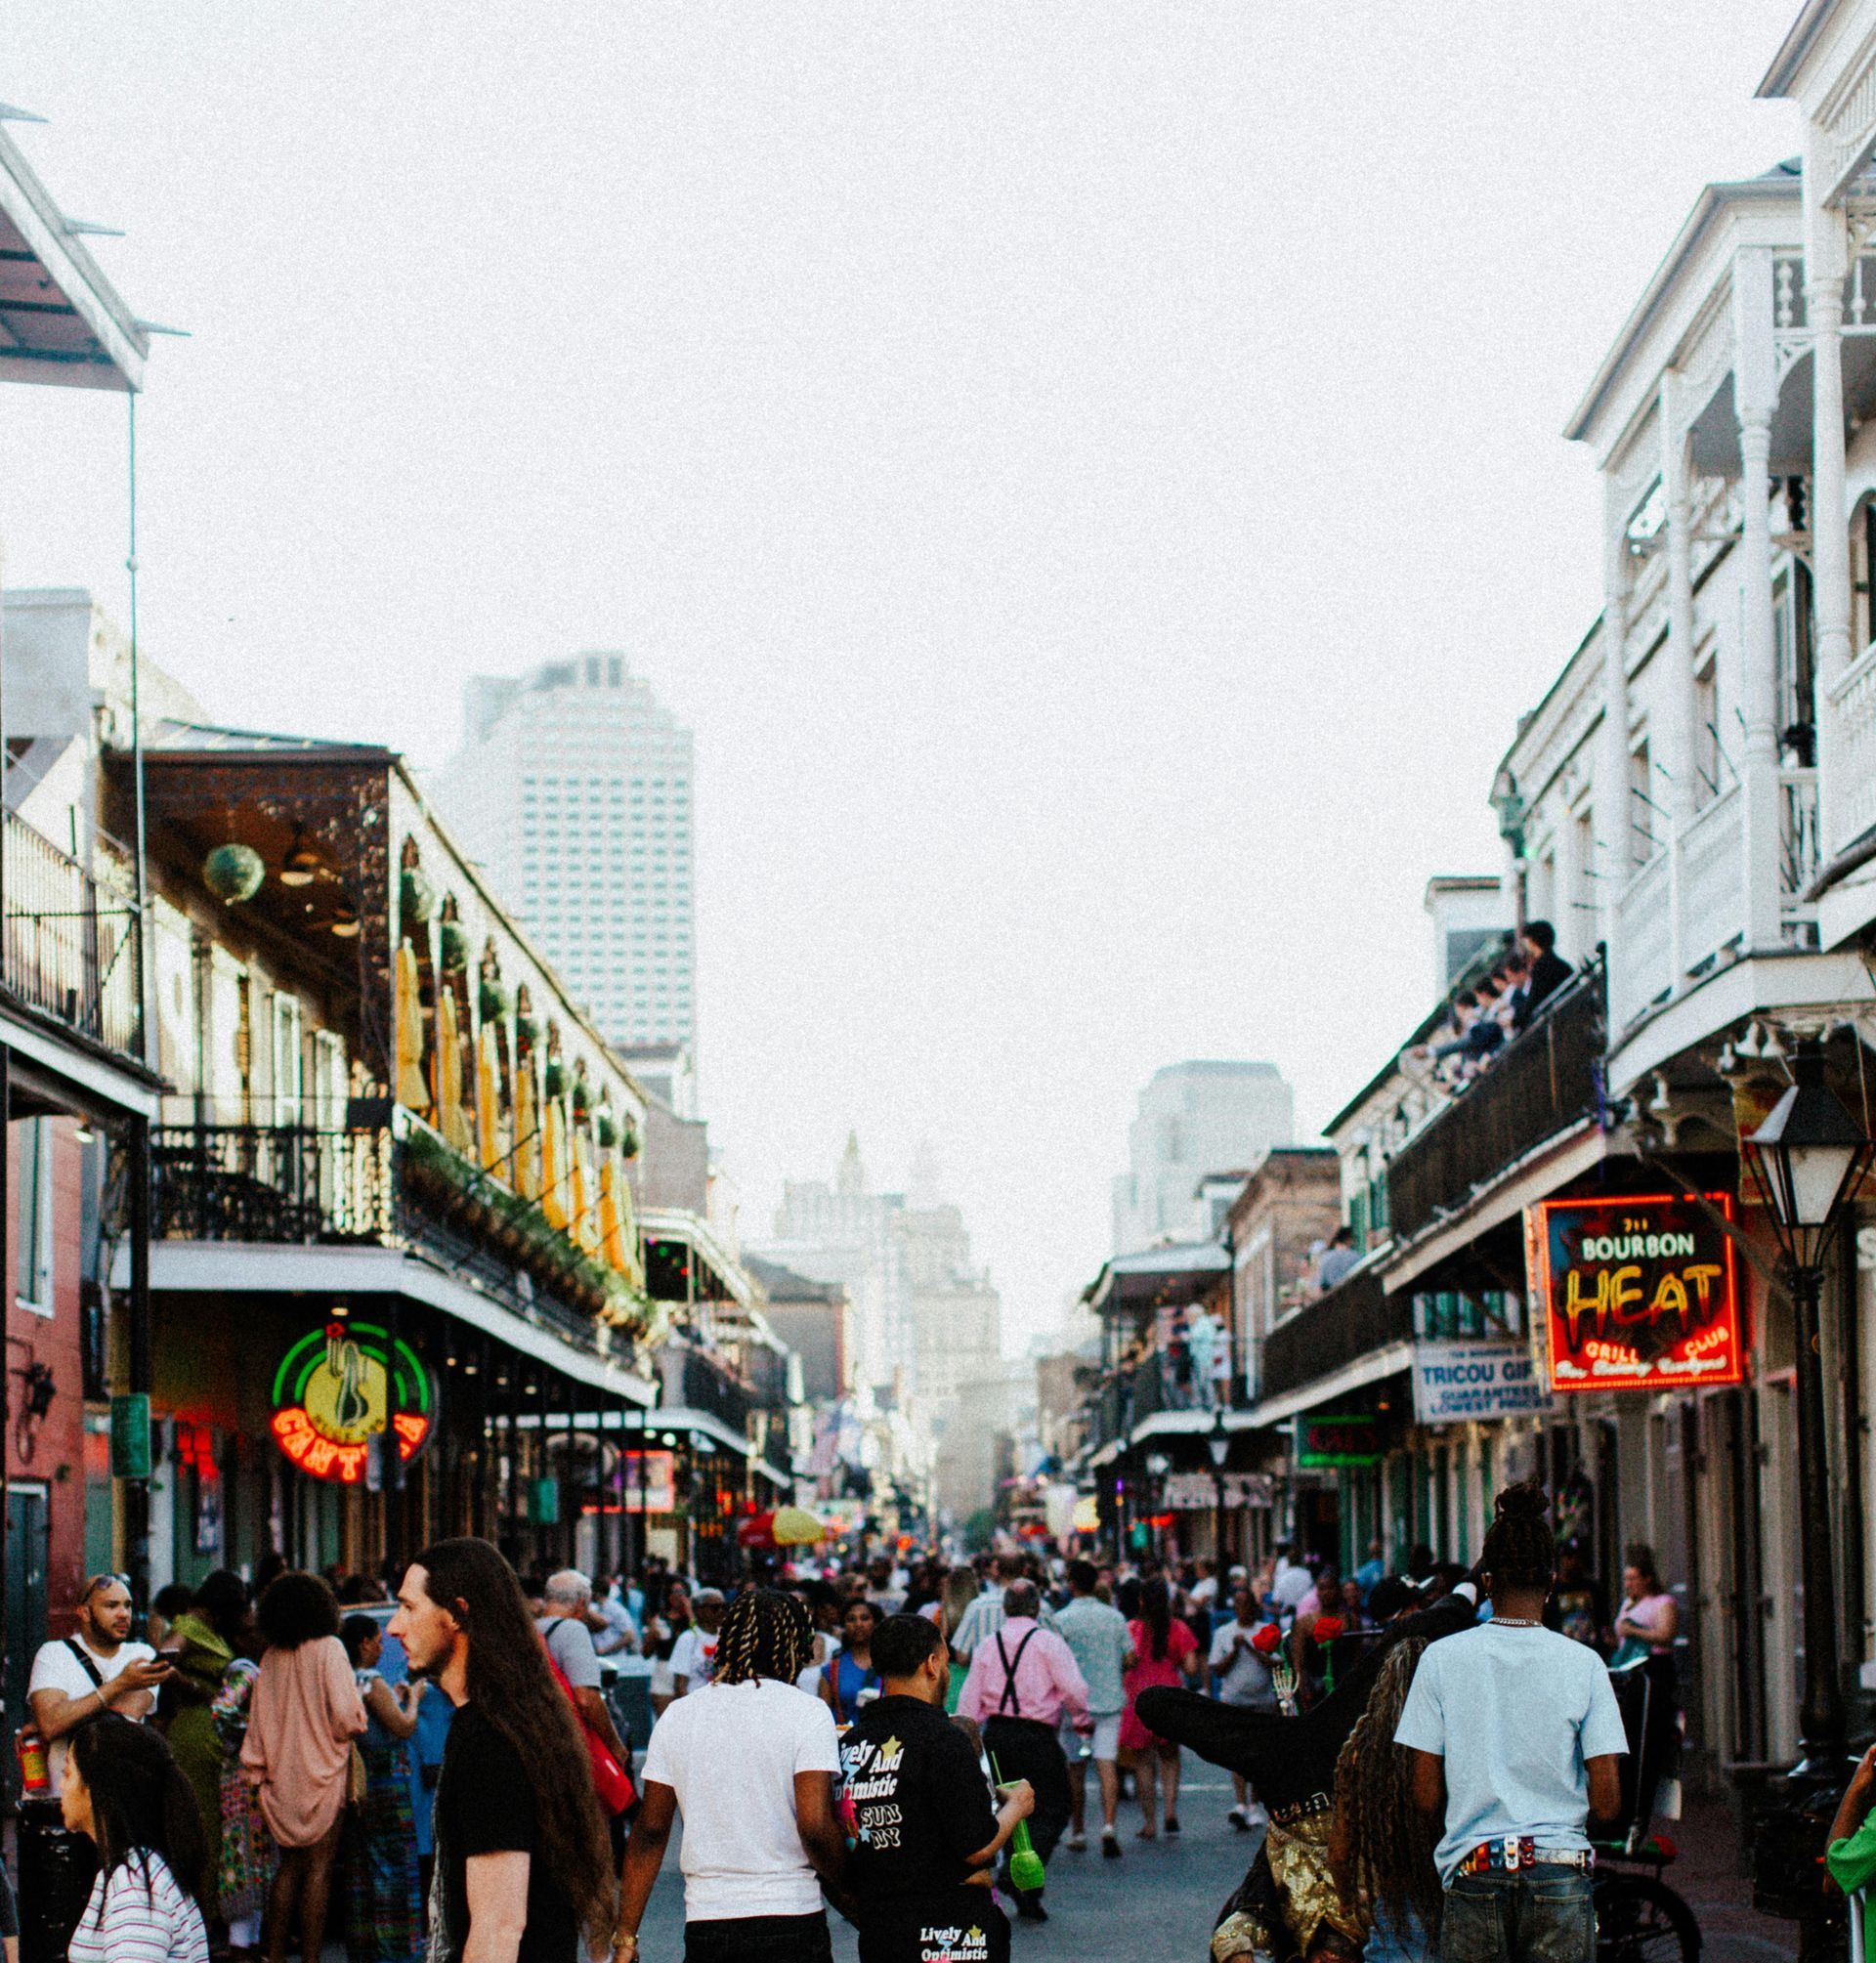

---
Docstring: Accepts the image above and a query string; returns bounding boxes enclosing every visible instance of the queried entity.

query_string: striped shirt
[67,1854,209,1963]
[950,1589,1059,1658]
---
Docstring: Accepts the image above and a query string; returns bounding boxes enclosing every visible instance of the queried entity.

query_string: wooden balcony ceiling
[0,126,149,392]
[1088,1241,1228,1316]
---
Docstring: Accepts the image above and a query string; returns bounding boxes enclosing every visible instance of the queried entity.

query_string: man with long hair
[390,1539,614,1963]
[1395,1483,1626,1963]
[616,1587,846,1963]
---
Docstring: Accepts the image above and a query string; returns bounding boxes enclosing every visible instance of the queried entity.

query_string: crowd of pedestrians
[3,1516,1686,1963]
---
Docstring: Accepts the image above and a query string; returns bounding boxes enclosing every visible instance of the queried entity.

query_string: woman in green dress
[161,1569,253,1924]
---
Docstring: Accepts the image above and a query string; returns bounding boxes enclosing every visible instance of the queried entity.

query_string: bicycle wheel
[1596,1874,1702,1963]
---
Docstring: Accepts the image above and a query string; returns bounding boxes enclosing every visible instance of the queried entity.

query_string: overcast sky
[0,4,1802,1352]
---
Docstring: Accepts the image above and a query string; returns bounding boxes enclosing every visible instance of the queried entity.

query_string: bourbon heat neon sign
[1524,1193,1745,1394]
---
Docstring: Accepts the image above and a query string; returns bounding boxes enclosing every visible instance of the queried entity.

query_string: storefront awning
[116,1240,656,1406]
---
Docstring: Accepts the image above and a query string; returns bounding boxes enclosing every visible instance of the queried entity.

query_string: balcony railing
[1260,1266,1412,1404]
[1386,963,1606,1245]
[4,808,141,1060]
[679,1346,751,1432]
[149,1123,633,1358]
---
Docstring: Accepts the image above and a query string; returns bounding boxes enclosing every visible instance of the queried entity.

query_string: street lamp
[1740,1036,1874,1942]
[1208,1411,1230,1572]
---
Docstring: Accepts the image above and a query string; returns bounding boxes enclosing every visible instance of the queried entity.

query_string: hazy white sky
[0,4,1803,1351]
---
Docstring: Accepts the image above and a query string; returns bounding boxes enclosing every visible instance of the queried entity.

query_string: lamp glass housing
[1743,1046,1875,1268]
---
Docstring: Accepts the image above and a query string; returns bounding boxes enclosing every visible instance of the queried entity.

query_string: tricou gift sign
[1411,1341,1555,1425]
[1524,1193,1744,1394]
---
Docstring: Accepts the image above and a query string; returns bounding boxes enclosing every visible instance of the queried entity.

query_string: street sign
[1294,1414,1380,1468]
[1411,1340,1555,1425]
[1524,1192,1744,1394]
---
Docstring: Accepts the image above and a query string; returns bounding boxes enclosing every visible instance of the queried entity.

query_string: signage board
[271,1321,434,1485]
[1524,1192,1744,1394]
[1161,1471,1277,1511]
[1295,1414,1380,1469]
[109,1393,151,1480]
[620,1448,677,1514]
[1411,1341,1555,1426]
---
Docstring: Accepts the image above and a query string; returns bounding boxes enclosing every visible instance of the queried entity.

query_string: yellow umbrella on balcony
[771,1507,826,1547]
[436,985,473,1155]
[513,1057,541,1200]
[542,1094,570,1230]
[571,1127,600,1254]
[395,941,428,1112]
[476,1023,503,1174]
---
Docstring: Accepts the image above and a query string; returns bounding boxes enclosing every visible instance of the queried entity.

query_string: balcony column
[1597,473,1634,957]
[1808,170,1854,856]
[1661,376,1698,984]
[1734,247,1786,952]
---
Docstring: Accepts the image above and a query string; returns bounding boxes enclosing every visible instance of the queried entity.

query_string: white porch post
[1556,795,1585,963]
[1598,474,1634,959]
[1734,247,1785,952]
[1807,150,1853,853]
[1660,373,1697,983]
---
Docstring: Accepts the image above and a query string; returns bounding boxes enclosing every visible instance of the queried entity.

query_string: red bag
[541,1643,636,1816]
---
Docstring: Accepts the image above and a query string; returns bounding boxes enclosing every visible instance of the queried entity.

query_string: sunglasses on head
[82,1573,131,1600]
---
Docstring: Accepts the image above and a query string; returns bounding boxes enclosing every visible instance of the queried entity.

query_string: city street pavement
[628,1765,1806,1963]
[631,1753,1254,1962]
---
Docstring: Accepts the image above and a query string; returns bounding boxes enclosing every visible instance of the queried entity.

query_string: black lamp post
[1208,1411,1231,1571]
[1740,1037,1874,1942]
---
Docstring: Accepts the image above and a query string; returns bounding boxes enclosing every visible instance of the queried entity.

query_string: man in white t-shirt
[1209,1586,1277,1832]
[670,1589,725,1697]
[27,1574,171,1796]
[616,1589,846,1963]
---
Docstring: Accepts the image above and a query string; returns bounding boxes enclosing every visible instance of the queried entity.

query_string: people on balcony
[1512,920,1571,1031]
[1316,1226,1360,1292]
[1412,921,1576,1093]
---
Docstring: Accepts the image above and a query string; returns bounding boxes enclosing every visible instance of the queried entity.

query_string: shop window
[15,1119,53,1315]
[271,994,304,1129]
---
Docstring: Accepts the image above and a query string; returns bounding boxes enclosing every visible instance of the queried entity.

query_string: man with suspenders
[956,1581,1090,1923]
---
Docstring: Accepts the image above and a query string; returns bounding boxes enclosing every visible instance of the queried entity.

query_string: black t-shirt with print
[435,1702,579,1963]
[839,1694,999,1904]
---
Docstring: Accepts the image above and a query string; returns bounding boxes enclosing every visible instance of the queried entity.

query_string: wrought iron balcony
[149,1122,640,1357]
[3,807,142,1061]
[1386,963,1606,1245]
[1259,1266,1412,1404]
[679,1346,752,1432]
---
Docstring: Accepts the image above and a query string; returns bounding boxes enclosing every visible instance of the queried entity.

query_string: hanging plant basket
[515,1015,538,1051]
[571,1076,591,1121]
[478,979,511,1023]
[595,1113,617,1151]
[544,1061,567,1100]
[400,867,437,931]
[202,843,266,906]
[618,1120,640,1160]
[439,919,469,972]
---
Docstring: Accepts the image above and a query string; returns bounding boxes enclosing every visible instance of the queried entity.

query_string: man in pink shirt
[958,1581,1090,1923]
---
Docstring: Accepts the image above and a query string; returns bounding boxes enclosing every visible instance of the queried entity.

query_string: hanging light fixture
[1742,1040,1873,1270]
[328,900,361,939]
[279,831,322,887]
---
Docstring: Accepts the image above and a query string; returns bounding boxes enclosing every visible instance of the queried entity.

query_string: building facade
[1110,1060,1295,1255]
[433,656,697,1055]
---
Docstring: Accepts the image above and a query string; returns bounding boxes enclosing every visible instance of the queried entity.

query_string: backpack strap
[63,1639,106,1690]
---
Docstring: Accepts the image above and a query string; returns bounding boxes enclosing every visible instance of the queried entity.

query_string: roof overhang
[1084,1243,1229,1316]
[0,123,149,392]
[1563,176,1802,449]
[1759,1,1844,99]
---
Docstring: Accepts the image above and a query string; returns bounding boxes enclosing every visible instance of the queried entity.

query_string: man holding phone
[28,1574,171,1796]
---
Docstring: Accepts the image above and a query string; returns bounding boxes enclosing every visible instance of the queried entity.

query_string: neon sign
[1525,1193,1744,1394]
[271,1321,435,1484]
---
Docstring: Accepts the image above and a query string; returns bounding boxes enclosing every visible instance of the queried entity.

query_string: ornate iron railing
[3,808,141,1058]
[1260,1266,1411,1404]
[681,1347,751,1432]
[149,1123,612,1355]
[1386,963,1606,1245]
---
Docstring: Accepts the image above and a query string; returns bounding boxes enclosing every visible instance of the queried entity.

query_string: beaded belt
[1457,1838,1594,1876]
[1266,1791,1333,1828]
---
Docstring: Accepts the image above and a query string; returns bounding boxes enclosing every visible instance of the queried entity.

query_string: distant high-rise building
[433,654,696,1054]
[1110,1060,1295,1254]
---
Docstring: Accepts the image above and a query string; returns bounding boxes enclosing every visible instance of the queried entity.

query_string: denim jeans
[683,1911,832,1963]
[1437,1868,1596,1963]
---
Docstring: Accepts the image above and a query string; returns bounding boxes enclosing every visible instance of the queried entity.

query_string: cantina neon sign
[271,1321,434,1484]
[1524,1193,1744,1394]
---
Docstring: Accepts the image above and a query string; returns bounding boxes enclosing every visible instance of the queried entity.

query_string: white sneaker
[1066,1830,1087,1851]
[1244,1803,1267,1827]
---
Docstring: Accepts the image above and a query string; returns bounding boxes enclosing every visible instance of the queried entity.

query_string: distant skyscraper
[1111,1060,1295,1254]
[433,654,696,1054]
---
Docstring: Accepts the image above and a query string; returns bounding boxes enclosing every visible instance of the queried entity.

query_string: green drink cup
[990,1754,1045,1893]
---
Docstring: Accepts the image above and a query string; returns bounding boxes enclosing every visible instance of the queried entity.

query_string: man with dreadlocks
[617,1587,849,1963]
[1395,1482,1626,1963]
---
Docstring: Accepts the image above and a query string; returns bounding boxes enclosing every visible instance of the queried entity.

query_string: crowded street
[14,3,1876,1963]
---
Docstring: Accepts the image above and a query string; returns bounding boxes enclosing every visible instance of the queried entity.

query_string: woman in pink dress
[240,1573,364,1963]
[1120,1576,1201,1839]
